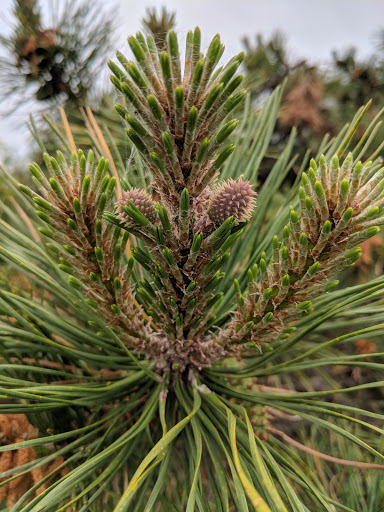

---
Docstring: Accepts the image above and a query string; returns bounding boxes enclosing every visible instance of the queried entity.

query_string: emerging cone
[116,189,157,228]
[208,177,257,226]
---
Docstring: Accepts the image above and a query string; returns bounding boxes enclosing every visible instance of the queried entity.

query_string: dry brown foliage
[279,70,325,134]
[0,414,67,509]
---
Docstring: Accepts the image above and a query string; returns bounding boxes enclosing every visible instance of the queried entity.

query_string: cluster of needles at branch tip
[17,28,384,376]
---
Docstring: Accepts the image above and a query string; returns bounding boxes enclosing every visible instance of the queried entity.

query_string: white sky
[1,0,384,162]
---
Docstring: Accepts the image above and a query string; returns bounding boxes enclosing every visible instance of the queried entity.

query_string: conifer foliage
[1,27,384,511]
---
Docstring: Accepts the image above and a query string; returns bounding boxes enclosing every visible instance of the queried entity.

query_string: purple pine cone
[116,189,157,227]
[208,177,257,226]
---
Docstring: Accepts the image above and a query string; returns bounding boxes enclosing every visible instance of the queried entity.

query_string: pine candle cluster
[19,151,152,351]
[219,154,383,351]
[19,28,384,373]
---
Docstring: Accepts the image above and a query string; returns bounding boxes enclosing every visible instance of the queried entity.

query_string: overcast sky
[1,0,384,162]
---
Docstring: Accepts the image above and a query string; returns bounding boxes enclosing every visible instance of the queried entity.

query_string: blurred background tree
[0,0,114,108]
[243,29,384,163]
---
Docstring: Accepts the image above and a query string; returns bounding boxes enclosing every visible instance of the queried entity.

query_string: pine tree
[0,26,384,511]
